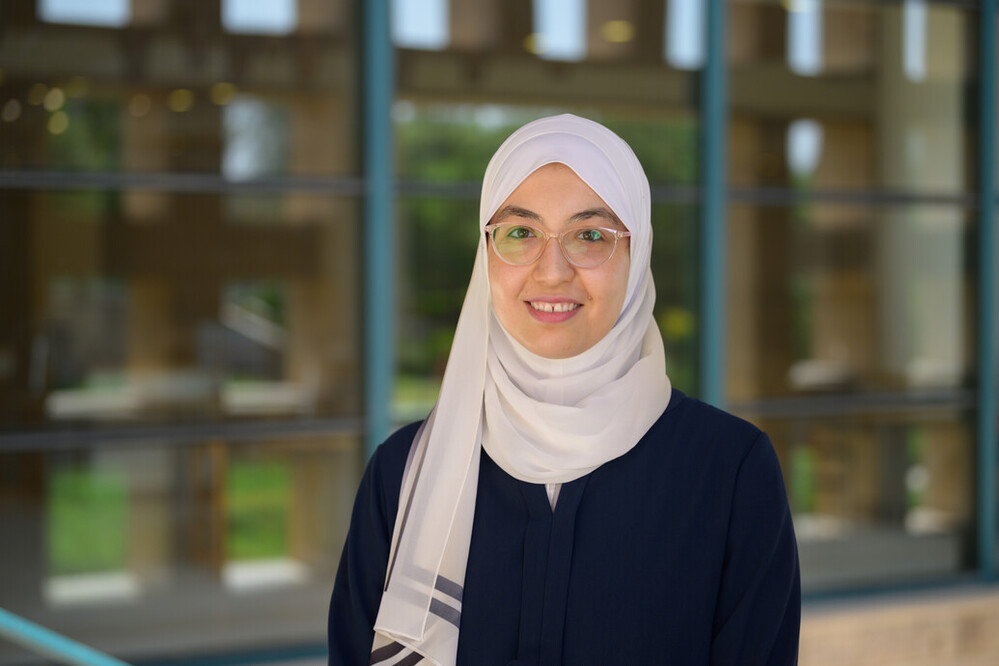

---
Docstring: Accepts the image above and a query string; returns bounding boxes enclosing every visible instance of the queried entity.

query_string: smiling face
[487,163,631,359]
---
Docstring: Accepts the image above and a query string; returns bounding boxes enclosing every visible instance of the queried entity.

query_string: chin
[525,340,582,360]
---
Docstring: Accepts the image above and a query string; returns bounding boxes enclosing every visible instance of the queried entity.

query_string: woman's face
[487,163,631,359]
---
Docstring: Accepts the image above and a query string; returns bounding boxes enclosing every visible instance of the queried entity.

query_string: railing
[0,607,130,666]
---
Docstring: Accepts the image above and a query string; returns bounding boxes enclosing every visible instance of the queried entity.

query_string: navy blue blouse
[329,390,800,665]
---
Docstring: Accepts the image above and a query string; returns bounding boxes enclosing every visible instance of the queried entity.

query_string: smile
[529,301,580,313]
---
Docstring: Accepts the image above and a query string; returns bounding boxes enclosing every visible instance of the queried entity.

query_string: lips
[525,299,581,323]
[529,301,580,313]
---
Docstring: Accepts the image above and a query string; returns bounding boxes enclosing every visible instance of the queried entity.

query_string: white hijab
[370,114,671,665]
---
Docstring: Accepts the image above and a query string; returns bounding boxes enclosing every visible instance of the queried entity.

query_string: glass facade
[1,1,363,662]
[725,0,983,591]
[0,0,996,663]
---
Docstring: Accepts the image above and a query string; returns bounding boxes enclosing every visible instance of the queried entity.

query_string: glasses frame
[484,222,632,268]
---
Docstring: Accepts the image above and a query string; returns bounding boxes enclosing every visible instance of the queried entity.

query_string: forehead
[502,164,624,226]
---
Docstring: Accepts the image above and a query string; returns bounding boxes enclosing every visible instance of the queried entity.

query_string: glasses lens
[493,224,543,264]
[563,228,614,267]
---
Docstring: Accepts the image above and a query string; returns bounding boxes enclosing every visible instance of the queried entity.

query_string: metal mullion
[0,171,365,195]
[977,0,997,579]
[699,0,728,408]
[362,0,395,458]
[0,417,361,454]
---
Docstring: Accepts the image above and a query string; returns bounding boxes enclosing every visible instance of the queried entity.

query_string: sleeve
[710,431,801,666]
[327,442,401,666]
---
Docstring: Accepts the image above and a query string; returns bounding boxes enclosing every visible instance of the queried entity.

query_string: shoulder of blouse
[370,420,423,483]
[648,388,769,468]
[362,420,424,521]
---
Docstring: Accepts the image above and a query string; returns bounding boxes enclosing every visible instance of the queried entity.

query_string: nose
[531,234,575,284]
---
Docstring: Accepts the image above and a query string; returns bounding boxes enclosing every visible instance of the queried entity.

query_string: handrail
[0,607,130,666]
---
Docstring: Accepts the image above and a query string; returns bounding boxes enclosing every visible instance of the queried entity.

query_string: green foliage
[226,460,291,561]
[789,446,817,514]
[396,105,528,182]
[790,275,815,361]
[650,202,699,394]
[906,429,926,510]
[47,460,295,574]
[48,468,128,575]
[601,117,699,184]
[225,281,287,325]
[48,97,122,216]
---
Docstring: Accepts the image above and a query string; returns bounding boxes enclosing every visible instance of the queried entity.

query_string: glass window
[727,201,972,401]
[760,413,974,592]
[728,0,975,194]
[38,0,130,27]
[1,6,356,176]
[0,2,361,661]
[727,0,981,592]
[0,189,361,429]
[0,435,360,661]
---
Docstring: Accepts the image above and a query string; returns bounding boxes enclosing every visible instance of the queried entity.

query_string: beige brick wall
[801,587,999,666]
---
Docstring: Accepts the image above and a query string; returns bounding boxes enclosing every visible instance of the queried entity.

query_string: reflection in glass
[760,415,973,592]
[222,97,290,182]
[38,0,130,27]
[393,0,450,50]
[728,203,971,400]
[222,0,297,35]
[45,462,133,606]
[903,0,928,83]
[786,119,824,180]
[0,190,360,429]
[787,0,824,76]
[729,1,972,193]
[665,0,705,70]
[0,436,361,659]
[532,0,587,61]
[1,1,358,662]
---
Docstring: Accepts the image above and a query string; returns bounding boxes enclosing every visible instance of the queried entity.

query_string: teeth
[530,301,579,313]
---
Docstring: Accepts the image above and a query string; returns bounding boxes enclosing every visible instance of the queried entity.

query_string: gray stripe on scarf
[434,574,464,603]
[369,641,405,664]
[429,598,461,628]
[396,653,424,666]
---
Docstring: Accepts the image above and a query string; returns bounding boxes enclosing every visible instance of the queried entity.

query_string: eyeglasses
[484,223,631,268]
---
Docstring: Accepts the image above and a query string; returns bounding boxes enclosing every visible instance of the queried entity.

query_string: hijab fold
[371,114,671,665]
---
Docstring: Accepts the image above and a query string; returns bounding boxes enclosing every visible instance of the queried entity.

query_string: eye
[505,225,536,240]
[576,228,606,242]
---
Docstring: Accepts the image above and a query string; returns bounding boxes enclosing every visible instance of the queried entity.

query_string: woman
[329,114,800,665]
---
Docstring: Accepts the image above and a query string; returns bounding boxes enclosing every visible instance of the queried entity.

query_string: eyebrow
[569,207,623,227]
[493,206,541,223]
[493,205,623,228]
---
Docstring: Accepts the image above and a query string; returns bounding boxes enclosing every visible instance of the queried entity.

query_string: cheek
[602,258,630,315]
[487,257,520,313]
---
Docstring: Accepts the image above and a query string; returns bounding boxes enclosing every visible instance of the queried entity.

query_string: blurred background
[0,0,997,664]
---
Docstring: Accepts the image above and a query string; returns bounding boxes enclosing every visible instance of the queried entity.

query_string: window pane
[396,195,480,422]
[727,202,972,401]
[0,190,361,430]
[728,0,975,194]
[0,435,361,661]
[0,3,360,661]
[0,5,357,176]
[653,202,699,395]
[752,413,974,592]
